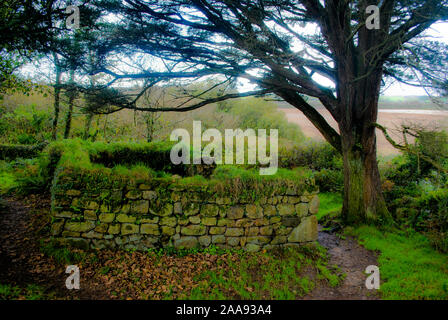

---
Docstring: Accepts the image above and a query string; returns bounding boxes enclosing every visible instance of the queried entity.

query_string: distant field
[276,96,448,111]
[282,107,448,156]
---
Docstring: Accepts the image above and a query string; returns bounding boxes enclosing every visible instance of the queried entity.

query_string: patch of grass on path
[184,244,343,300]
[317,192,342,220]
[347,226,448,300]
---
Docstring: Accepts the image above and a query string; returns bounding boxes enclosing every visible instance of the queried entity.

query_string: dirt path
[0,197,37,286]
[0,196,109,299]
[0,197,380,300]
[306,226,380,300]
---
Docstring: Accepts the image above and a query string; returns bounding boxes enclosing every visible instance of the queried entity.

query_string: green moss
[48,140,317,205]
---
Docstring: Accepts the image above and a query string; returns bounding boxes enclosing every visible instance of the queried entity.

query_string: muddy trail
[0,196,380,300]
[305,226,380,300]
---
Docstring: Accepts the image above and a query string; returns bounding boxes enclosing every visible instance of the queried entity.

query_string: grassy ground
[184,245,342,300]
[317,193,342,220]
[346,226,448,300]
[318,192,448,300]
[0,284,47,300]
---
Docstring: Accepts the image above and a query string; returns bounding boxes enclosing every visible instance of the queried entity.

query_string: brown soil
[0,196,379,300]
[282,108,448,156]
[0,195,109,299]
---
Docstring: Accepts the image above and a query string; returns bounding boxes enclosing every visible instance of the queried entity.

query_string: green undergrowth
[0,142,48,161]
[0,283,47,300]
[347,225,448,300]
[145,244,243,258]
[40,240,88,265]
[184,245,344,300]
[317,192,343,220]
[0,158,48,195]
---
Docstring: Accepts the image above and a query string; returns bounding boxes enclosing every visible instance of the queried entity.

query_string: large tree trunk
[83,113,94,140]
[338,69,392,225]
[64,69,75,139]
[51,54,62,140]
[275,74,392,225]
[340,127,390,224]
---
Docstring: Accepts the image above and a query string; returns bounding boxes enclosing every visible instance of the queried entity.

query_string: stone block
[288,215,318,243]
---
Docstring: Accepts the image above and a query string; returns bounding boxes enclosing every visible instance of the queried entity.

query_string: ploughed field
[281,108,448,156]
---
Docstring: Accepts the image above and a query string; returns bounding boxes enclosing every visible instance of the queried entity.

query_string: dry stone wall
[50,168,319,252]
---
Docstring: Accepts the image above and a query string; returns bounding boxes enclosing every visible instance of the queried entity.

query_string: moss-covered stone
[199,235,211,247]
[226,237,240,247]
[82,230,104,239]
[108,224,120,235]
[260,226,273,236]
[201,204,218,217]
[271,235,287,245]
[225,228,244,237]
[235,218,253,228]
[244,243,260,252]
[141,224,160,235]
[84,210,97,220]
[121,223,139,235]
[95,223,109,233]
[99,213,115,223]
[227,206,244,219]
[209,226,226,235]
[117,214,136,223]
[287,215,318,243]
[184,202,199,216]
[160,216,177,227]
[161,226,175,236]
[151,203,173,216]
[125,190,142,200]
[202,217,217,226]
[189,215,201,224]
[173,202,182,214]
[295,203,309,217]
[66,189,81,196]
[62,231,81,237]
[51,220,64,236]
[246,227,259,236]
[309,195,320,214]
[49,141,319,251]
[131,200,149,214]
[55,211,75,218]
[65,221,95,233]
[86,201,99,210]
[278,204,295,216]
[181,225,206,236]
[263,205,277,217]
[174,236,198,249]
[141,216,159,224]
[211,235,225,244]
[143,190,157,200]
